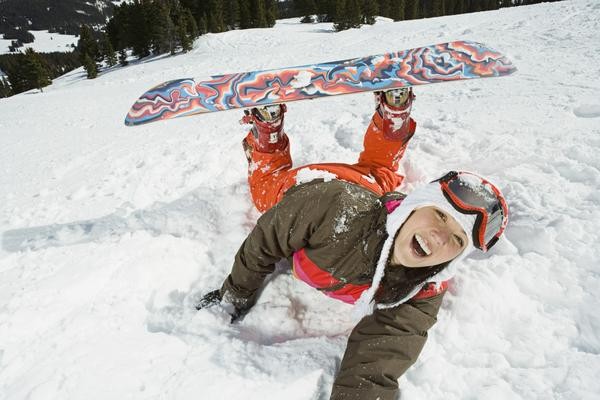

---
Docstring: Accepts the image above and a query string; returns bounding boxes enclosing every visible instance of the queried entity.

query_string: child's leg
[244,132,297,212]
[357,111,416,169]
[355,90,417,192]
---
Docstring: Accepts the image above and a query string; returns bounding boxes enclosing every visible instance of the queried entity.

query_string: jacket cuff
[220,275,257,310]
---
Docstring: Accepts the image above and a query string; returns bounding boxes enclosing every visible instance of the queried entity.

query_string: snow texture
[290,70,314,89]
[295,168,338,184]
[1,1,600,399]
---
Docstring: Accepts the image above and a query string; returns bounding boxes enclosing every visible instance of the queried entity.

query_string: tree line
[294,0,563,31]
[0,50,80,97]
[0,0,113,38]
[79,0,279,79]
[1,0,561,97]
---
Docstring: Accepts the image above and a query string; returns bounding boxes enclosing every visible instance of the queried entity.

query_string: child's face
[391,206,468,268]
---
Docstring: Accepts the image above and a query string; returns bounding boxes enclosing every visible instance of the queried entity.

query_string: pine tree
[333,0,348,32]
[346,0,362,28]
[239,0,252,29]
[408,0,420,19]
[101,33,117,67]
[378,0,391,18]
[0,76,12,98]
[167,17,177,55]
[362,0,378,24]
[391,0,406,20]
[334,0,362,31]
[105,11,121,51]
[147,1,168,54]
[5,65,27,94]
[77,25,98,63]
[184,8,199,39]
[300,0,317,23]
[443,0,454,14]
[266,0,277,26]
[129,1,151,58]
[251,0,268,27]
[82,53,98,79]
[177,15,192,52]
[148,1,178,54]
[451,0,465,14]
[198,13,208,34]
[432,0,445,16]
[208,0,225,32]
[22,48,51,91]
[321,0,337,21]
[77,24,101,77]
[333,0,347,31]
[224,0,240,29]
[118,49,128,66]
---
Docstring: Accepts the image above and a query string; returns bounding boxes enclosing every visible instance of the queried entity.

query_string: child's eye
[436,210,447,221]
[454,235,464,247]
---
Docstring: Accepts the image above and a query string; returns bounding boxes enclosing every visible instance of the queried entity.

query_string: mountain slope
[0,0,114,36]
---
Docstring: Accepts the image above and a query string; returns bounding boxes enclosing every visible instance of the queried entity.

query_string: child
[197,89,509,400]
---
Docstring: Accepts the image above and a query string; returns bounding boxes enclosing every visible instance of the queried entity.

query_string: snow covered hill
[1,1,599,399]
[0,30,78,54]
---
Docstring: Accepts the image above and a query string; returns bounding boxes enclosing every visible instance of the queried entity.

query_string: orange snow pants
[245,111,416,213]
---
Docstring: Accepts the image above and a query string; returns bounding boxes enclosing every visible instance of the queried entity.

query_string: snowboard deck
[124,40,516,126]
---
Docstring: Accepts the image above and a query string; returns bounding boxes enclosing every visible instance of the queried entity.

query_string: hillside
[0,1,599,399]
[0,0,114,36]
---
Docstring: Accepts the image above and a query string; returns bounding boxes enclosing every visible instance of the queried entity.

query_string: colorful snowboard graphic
[124,40,516,126]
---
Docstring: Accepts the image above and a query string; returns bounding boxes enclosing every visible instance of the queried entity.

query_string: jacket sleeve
[220,181,341,307]
[330,291,446,400]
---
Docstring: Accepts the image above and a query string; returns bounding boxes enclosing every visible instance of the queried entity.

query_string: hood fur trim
[352,182,477,320]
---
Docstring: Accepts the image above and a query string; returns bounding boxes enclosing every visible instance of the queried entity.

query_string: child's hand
[195,290,222,310]
[195,289,252,324]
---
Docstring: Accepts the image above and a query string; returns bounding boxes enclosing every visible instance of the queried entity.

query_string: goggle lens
[438,171,508,251]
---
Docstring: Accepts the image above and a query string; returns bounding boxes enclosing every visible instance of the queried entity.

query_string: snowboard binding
[375,88,415,143]
[241,104,288,154]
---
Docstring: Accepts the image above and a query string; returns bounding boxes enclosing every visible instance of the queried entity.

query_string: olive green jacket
[220,180,445,400]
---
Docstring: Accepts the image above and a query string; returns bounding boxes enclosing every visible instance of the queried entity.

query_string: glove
[195,290,222,310]
[195,289,251,324]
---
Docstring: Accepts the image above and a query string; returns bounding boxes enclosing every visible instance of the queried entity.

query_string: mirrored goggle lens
[446,176,500,214]
[483,206,504,246]
[445,174,506,249]
[385,88,410,107]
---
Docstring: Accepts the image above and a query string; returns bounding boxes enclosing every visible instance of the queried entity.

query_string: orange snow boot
[240,104,288,154]
[374,88,415,143]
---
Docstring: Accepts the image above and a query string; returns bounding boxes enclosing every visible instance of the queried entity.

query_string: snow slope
[1,1,599,399]
[0,31,78,54]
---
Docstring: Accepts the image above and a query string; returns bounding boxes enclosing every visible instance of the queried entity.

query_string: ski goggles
[436,171,508,252]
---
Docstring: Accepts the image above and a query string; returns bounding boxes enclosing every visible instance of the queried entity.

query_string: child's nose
[431,228,451,247]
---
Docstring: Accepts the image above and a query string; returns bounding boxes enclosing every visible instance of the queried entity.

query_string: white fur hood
[353,181,477,319]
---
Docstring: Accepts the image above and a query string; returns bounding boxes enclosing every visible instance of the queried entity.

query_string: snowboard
[124,40,516,126]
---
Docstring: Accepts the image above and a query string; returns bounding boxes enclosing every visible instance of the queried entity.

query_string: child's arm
[330,290,445,400]
[219,180,346,316]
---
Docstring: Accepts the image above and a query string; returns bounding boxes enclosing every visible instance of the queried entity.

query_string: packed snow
[1,1,600,399]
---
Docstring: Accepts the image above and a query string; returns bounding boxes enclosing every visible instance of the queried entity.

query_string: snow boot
[374,88,415,143]
[241,104,288,158]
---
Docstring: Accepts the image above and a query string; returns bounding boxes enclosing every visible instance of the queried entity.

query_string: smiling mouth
[412,234,431,257]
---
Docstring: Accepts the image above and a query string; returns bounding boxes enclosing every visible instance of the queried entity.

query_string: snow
[290,70,314,89]
[1,1,600,399]
[0,30,78,55]
[295,168,338,184]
